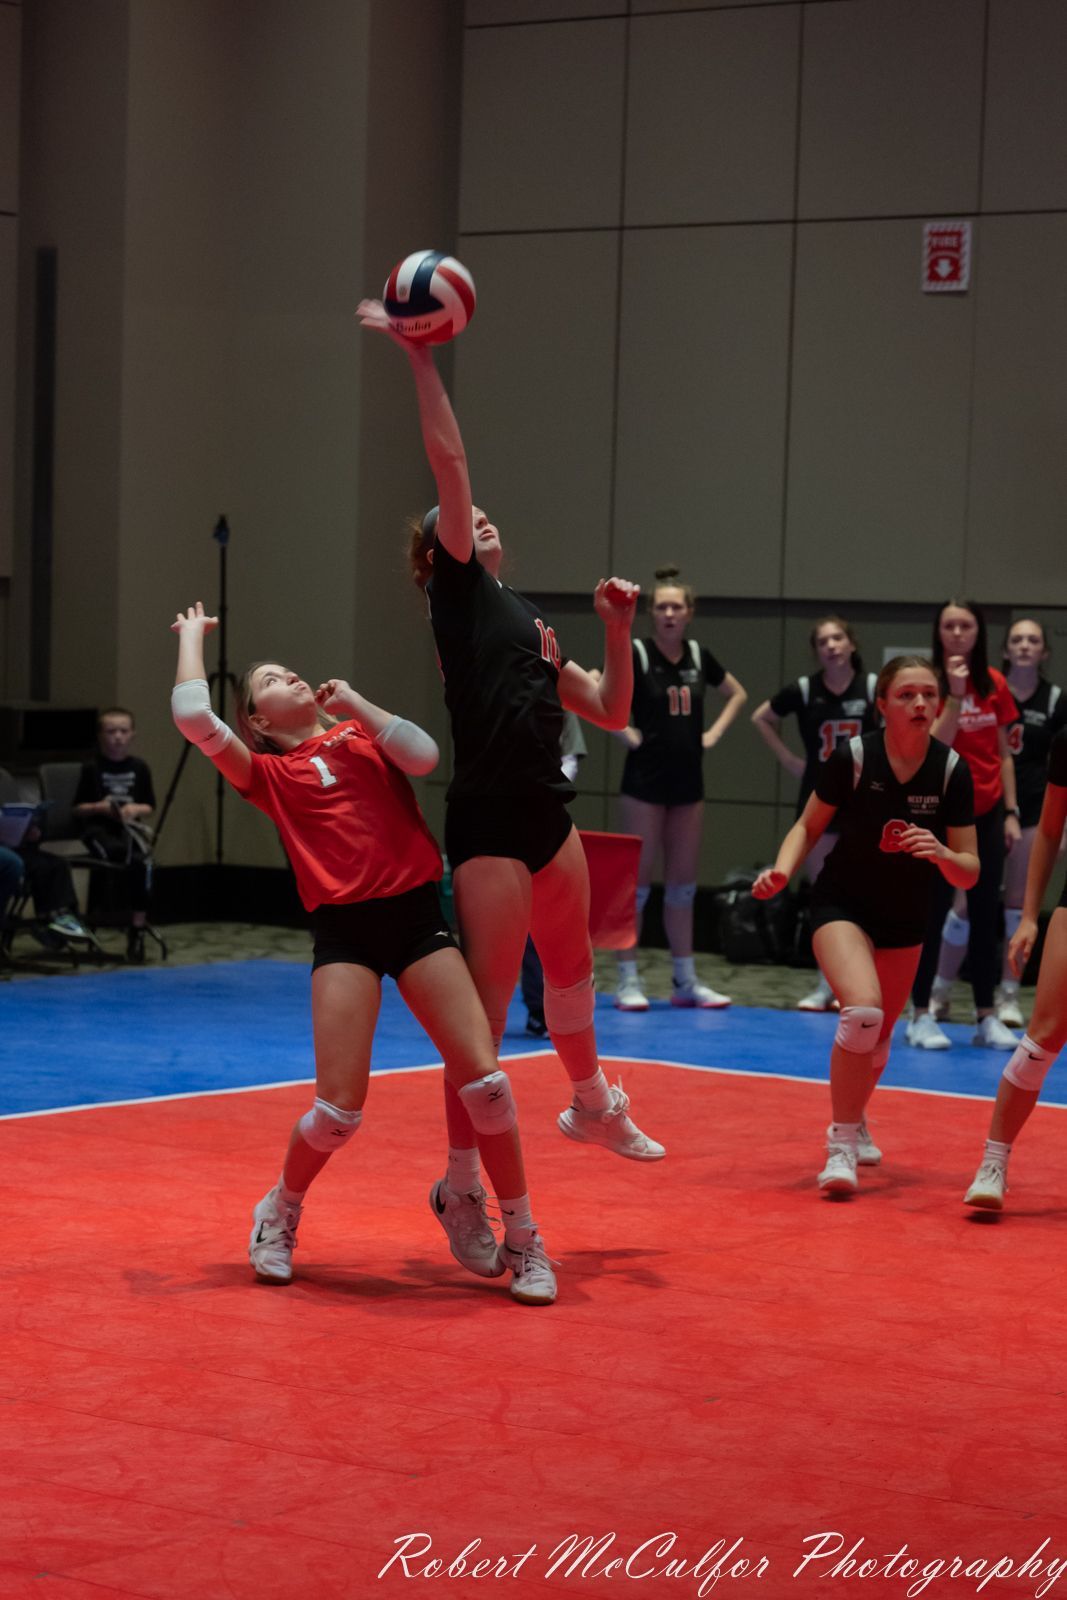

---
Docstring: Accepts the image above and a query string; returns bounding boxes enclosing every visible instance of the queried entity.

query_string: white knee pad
[834,1006,884,1054]
[1004,1035,1057,1092]
[635,884,652,913]
[298,1097,362,1153]
[544,973,595,1035]
[942,909,970,947]
[663,881,697,908]
[1003,907,1023,940]
[458,1069,517,1135]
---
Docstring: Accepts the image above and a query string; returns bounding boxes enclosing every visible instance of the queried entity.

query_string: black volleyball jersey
[812,732,974,941]
[770,669,880,810]
[427,540,573,803]
[621,637,726,805]
[1007,680,1067,826]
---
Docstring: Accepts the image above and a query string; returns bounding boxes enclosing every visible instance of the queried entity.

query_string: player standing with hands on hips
[753,657,978,1196]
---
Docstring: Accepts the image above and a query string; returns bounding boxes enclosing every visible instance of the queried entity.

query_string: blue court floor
[1,958,1057,1119]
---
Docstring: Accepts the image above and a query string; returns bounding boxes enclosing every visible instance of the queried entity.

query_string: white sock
[617,958,639,983]
[999,978,1020,998]
[569,1067,612,1113]
[447,1146,481,1192]
[498,1193,535,1248]
[830,1121,860,1150]
[278,1176,306,1207]
[672,955,696,986]
[931,975,953,996]
[984,1138,1011,1165]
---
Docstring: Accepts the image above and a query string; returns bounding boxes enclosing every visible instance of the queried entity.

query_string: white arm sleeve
[171,678,234,757]
[374,715,438,776]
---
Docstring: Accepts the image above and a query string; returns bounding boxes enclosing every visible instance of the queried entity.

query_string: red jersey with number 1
[235,720,442,911]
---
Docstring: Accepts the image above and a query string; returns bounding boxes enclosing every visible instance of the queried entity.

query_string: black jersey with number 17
[812,732,974,945]
[427,540,573,803]
[770,669,880,813]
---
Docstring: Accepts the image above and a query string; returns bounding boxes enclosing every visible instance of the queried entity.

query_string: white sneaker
[558,1082,665,1161]
[499,1231,558,1304]
[615,976,649,1012]
[995,989,1024,1029]
[249,1187,302,1283]
[429,1178,505,1278]
[906,1011,952,1050]
[798,981,834,1012]
[818,1143,858,1194]
[930,979,953,1022]
[973,1014,1019,1050]
[964,1159,1006,1211]
[828,1120,881,1165]
[671,979,730,1009]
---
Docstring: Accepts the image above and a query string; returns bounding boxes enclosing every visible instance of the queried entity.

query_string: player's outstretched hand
[752,867,787,900]
[356,298,419,354]
[171,601,218,635]
[1007,915,1038,980]
[594,577,640,628]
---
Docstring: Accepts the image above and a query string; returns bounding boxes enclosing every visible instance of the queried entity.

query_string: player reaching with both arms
[170,603,558,1303]
[357,294,666,1177]
[754,657,979,1196]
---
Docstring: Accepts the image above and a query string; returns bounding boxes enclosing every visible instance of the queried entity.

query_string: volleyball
[383,250,476,345]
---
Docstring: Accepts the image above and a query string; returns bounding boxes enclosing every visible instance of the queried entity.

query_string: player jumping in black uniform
[357,291,664,1265]
[753,657,978,1197]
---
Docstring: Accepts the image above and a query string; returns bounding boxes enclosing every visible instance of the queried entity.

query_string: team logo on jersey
[841,699,866,717]
[321,726,358,752]
[879,819,909,853]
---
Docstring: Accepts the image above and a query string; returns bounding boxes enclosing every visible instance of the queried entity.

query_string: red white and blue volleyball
[383,250,476,345]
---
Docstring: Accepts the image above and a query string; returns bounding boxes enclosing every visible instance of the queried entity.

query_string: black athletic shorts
[310,881,456,977]
[809,896,923,952]
[445,792,573,875]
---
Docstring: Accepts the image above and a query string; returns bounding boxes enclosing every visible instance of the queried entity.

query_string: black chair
[37,761,167,962]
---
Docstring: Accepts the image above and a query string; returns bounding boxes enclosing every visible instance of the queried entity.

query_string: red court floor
[5,1055,1067,1598]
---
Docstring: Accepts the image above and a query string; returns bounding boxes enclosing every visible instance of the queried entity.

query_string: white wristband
[374,715,438,776]
[171,678,234,757]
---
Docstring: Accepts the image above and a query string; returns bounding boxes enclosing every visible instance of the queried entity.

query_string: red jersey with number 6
[235,720,442,911]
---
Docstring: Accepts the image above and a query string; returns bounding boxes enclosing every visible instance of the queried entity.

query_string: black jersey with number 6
[811,732,974,945]
[621,637,726,805]
[1007,680,1067,828]
[427,540,573,803]
[770,669,879,814]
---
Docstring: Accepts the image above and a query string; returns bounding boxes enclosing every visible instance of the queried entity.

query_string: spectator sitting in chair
[73,706,156,962]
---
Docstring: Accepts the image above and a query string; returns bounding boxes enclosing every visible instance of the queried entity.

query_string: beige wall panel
[0,217,13,579]
[452,232,618,591]
[466,0,621,19]
[686,609,784,806]
[786,221,973,602]
[459,19,624,233]
[0,3,19,212]
[614,226,792,599]
[967,216,1067,607]
[798,0,983,218]
[635,0,773,10]
[983,0,1067,213]
[118,0,372,868]
[625,6,799,226]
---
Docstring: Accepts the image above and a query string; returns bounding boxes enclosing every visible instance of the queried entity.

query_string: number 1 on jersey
[310,755,337,788]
